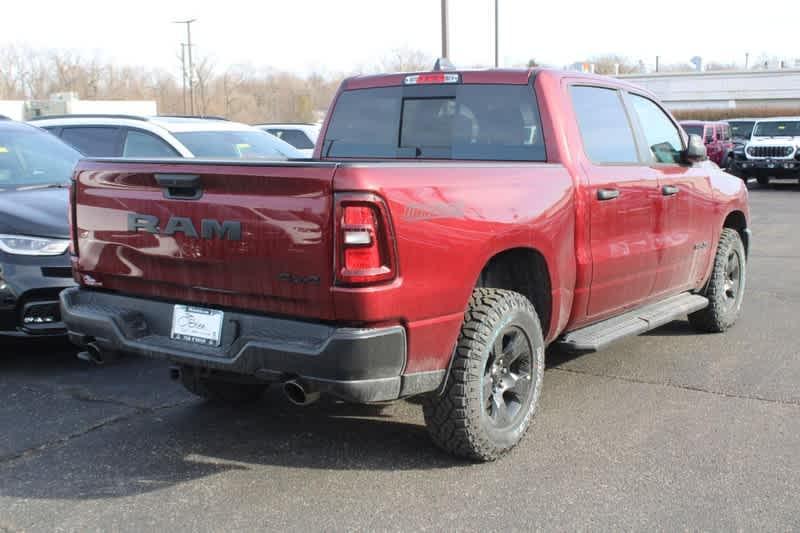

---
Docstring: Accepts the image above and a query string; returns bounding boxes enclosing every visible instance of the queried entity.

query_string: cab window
[570,86,639,164]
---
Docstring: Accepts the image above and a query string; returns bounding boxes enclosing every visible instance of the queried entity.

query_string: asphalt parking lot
[1,183,798,532]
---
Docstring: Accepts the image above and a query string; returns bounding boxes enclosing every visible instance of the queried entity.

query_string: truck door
[569,85,662,319]
[625,92,714,295]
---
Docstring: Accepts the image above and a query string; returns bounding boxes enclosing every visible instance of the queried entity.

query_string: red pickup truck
[61,68,750,461]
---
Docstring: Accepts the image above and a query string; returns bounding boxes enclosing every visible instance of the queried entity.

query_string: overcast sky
[4,0,796,76]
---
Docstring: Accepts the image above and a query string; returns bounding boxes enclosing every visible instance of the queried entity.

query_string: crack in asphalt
[21,383,163,412]
[0,397,192,466]
[551,367,800,408]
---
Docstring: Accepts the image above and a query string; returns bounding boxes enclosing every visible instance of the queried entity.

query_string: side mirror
[684,134,708,163]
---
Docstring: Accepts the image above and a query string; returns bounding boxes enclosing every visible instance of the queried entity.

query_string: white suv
[253,123,320,157]
[741,117,800,185]
[29,115,305,159]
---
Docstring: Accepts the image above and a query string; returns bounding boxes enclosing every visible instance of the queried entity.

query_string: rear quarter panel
[333,162,575,372]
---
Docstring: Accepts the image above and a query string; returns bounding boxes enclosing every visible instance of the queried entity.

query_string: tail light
[335,193,397,285]
[68,177,78,257]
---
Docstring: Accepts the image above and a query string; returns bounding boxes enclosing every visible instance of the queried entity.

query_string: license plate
[170,305,224,347]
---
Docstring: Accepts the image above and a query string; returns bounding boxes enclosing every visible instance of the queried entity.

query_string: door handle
[597,188,620,201]
[155,173,203,200]
[662,185,679,196]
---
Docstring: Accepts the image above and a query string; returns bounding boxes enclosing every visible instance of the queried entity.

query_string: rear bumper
[60,287,443,402]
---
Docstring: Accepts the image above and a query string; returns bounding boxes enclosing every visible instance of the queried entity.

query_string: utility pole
[655,55,660,73]
[440,0,449,59]
[745,52,750,70]
[179,44,187,114]
[493,0,499,68]
[174,19,196,115]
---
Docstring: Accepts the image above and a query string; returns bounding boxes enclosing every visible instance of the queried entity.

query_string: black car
[0,118,80,339]
[725,119,757,178]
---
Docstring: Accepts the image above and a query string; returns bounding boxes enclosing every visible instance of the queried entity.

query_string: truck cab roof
[341,68,659,98]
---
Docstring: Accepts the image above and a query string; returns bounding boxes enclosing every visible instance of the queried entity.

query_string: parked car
[253,123,320,157]
[61,67,749,461]
[0,118,80,340]
[679,120,734,167]
[725,118,758,177]
[736,116,800,185]
[29,115,305,159]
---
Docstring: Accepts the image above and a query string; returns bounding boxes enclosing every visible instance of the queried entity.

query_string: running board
[555,293,709,353]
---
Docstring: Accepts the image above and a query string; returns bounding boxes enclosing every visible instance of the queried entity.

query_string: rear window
[322,84,545,161]
[174,131,292,159]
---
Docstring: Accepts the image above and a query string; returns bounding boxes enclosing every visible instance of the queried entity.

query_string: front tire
[689,228,746,333]
[423,288,544,462]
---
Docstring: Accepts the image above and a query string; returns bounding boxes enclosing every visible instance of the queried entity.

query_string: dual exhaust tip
[282,379,321,406]
[77,342,118,365]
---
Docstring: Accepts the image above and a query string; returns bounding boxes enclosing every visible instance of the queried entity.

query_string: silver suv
[29,115,304,159]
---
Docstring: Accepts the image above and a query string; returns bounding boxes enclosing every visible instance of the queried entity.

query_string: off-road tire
[423,288,545,462]
[180,368,266,405]
[689,228,746,333]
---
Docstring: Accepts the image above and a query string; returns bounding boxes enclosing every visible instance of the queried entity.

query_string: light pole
[441,0,449,59]
[493,0,499,68]
[174,19,196,115]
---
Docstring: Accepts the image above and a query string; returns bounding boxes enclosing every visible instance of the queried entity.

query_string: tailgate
[72,159,338,320]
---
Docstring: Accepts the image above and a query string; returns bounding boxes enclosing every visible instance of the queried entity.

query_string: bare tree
[585,54,642,75]
[378,48,432,72]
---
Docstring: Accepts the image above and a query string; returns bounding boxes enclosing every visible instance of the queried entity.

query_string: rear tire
[423,288,544,462]
[689,228,746,333]
[180,368,266,405]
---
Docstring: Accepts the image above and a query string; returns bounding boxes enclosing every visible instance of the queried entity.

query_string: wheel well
[477,248,552,335]
[723,210,748,256]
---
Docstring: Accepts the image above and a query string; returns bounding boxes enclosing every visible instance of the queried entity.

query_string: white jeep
[739,117,800,185]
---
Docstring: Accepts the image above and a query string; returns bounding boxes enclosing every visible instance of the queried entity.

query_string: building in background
[0,100,26,121]
[619,69,800,113]
[0,93,157,121]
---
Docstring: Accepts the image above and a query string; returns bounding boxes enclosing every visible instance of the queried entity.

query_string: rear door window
[323,84,545,161]
[123,129,180,157]
[60,126,121,157]
[570,85,639,164]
